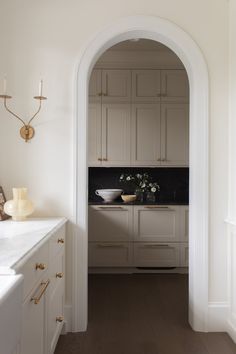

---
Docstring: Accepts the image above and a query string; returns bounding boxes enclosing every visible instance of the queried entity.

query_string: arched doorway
[72,15,209,333]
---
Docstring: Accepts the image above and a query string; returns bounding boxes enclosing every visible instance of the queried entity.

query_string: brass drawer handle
[56,316,64,323]
[98,206,125,210]
[97,243,126,248]
[56,272,64,278]
[57,238,65,244]
[35,263,46,270]
[31,280,50,304]
[144,206,173,211]
[143,244,170,248]
[98,158,102,161]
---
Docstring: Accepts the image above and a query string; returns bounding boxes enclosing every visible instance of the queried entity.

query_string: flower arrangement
[119,173,160,193]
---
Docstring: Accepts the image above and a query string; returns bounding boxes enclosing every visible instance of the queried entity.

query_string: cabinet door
[180,206,189,242]
[134,243,180,267]
[161,70,189,102]
[21,278,49,354]
[132,70,161,102]
[48,282,64,354]
[89,69,102,102]
[88,103,102,166]
[180,243,189,267]
[161,104,189,166]
[88,242,133,267]
[102,69,131,102]
[131,104,161,166]
[88,205,133,241]
[133,205,180,242]
[102,104,131,166]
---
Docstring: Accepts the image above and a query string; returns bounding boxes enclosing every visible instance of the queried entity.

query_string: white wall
[227,0,236,340]
[0,0,229,321]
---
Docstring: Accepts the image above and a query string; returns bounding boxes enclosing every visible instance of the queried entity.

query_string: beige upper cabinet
[161,70,189,102]
[88,103,102,166]
[102,69,131,102]
[132,70,161,102]
[131,104,161,166]
[102,104,131,166]
[160,104,189,166]
[89,69,102,102]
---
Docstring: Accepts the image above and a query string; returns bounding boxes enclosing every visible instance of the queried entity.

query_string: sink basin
[95,189,123,202]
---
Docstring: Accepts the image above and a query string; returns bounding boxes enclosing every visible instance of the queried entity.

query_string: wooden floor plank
[55,274,236,354]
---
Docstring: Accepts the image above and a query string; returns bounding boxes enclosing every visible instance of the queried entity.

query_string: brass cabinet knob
[56,316,64,323]
[35,263,46,270]
[97,158,102,161]
[102,158,108,161]
[56,272,64,278]
[161,158,166,162]
[57,238,65,244]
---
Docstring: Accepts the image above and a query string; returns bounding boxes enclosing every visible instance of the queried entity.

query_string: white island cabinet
[0,218,67,354]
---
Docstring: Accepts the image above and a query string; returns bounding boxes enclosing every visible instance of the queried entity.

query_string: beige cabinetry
[89,68,189,167]
[15,223,66,354]
[88,205,188,270]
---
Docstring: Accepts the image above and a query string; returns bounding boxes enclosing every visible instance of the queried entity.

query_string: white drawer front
[89,205,133,241]
[17,242,49,300]
[88,242,132,267]
[180,243,189,267]
[49,224,66,259]
[48,282,64,354]
[134,243,180,267]
[134,206,180,242]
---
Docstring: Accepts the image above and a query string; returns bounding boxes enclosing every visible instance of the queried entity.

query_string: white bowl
[95,189,123,202]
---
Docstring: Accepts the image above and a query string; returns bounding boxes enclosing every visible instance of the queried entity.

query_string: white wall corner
[62,304,72,334]
[207,302,229,332]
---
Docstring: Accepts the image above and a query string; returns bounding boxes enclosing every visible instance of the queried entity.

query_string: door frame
[72,15,209,332]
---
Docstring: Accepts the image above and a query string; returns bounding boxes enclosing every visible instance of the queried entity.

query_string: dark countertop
[88,200,189,206]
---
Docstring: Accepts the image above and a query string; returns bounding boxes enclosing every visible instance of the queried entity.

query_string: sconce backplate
[20,125,35,141]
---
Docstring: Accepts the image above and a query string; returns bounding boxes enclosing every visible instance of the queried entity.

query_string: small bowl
[121,194,137,203]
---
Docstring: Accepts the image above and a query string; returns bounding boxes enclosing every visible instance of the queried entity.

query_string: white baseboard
[207,302,229,332]
[62,304,72,333]
[228,319,236,343]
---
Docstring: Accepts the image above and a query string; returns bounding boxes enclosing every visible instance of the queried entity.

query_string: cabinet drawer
[134,205,180,242]
[180,243,189,267]
[17,242,49,300]
[134,243,180,267]
[49,224,66,259]
[48,282,64,354]
[88,242,133,267]
[89,205,133,241]
[50,251,64,293]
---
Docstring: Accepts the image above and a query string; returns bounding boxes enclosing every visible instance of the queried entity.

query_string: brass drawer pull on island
[98,206,125,210]
[35,263,46,270]
[56,316,64,323]
[56,272,64,278]
[57,238,65,244]
[144,206,173,211]
[31,280,50,305]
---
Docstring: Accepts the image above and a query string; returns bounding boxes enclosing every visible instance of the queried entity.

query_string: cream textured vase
[4,188,34,221]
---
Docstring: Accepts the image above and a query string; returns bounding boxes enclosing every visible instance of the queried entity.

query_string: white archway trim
[72,15,209,332]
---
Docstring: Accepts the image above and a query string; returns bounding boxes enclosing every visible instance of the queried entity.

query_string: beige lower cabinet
[15,223,66,354]
[133,243,180,267]
[89,205,188,270]
[133,205,180,242]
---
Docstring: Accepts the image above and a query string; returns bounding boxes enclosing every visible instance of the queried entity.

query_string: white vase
[4,188,34,221]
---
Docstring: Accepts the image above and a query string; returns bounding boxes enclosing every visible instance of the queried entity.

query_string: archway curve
[72,15,209,333]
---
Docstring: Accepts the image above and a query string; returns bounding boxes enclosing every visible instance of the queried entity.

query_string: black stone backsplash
[89,167,189,203]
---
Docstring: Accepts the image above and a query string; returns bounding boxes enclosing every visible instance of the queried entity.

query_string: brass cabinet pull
[31,280,50,304]
[143,244,170,248]
[57,238,65,244]
[97,243,126,248]
[98,158,102,161]
[35,263,46,270]
[102,158,108,161]
[98,206,125,210]
[56,316,64,323]
[144,206,173,211]
[56,272,64,278]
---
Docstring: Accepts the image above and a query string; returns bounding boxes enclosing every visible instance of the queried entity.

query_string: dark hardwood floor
[55,274,236,354]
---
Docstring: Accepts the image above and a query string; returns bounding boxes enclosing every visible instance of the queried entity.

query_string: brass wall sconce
[0,79,47,142]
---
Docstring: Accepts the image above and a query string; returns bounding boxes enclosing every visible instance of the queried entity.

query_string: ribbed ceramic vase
[4,188,34,221]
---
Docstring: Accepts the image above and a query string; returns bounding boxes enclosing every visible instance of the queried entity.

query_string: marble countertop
[0,217,67,272]
[88,200,189,206]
